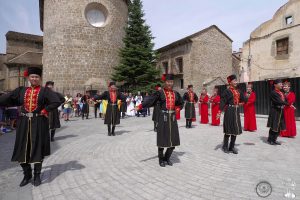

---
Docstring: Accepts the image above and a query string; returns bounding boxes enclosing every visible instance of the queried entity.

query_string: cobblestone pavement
[1,112,300,200]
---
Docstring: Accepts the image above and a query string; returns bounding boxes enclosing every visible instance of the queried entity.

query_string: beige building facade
[0,31,43,91]
[157,25,233,94]
[40,0,128,94]
[241,0,300,82]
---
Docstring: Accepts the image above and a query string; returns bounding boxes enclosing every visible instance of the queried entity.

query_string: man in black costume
[81,91,90,120]
[95,82,126,136]
[137,74,184,167]
[45,81,65,141]
[0,67,61,187]
[267,79,288,145]
[217,75,246,154]
[183,85,198,128]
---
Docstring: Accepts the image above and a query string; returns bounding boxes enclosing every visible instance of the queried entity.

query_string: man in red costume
[95,82,126,136]
[243,83,257,132]
[183,85,198,128]
[280,80,297,138]
[0,67,61,187]
[136,74,184,167]
[199,88,209,124]
[267,79,288,145]
[209,86,220,126]
[217,75,246,154]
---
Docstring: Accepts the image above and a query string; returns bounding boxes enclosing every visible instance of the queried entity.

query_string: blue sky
[0,0,288,53]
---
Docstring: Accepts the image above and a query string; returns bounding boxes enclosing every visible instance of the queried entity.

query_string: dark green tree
[111,0,161,93]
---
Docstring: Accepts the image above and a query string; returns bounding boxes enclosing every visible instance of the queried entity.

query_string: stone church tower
[39,0,128,94]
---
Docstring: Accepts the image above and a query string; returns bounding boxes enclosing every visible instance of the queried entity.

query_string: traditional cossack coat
[141,88,184,147]
[183,91,198,119]
[95,91,126,125]
[220,87,246,136]
[0,86,61,163]
[49,92,65,130]
[267,89,288,132]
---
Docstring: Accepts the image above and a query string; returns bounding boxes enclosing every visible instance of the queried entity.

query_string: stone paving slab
[1,111,300,200]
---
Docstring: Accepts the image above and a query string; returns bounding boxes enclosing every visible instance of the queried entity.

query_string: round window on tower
[85,3,108,28]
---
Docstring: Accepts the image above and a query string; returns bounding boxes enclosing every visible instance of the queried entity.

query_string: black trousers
[268,129,280,142]
[94,104,100,118]
[158,147,175,161]
[223,134,237,149]
[20,162,42,176]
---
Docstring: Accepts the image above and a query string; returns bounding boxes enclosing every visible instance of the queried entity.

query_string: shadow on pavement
[171,151,185,164]
[214,143,241,150]
[259,136,269,144]
[244,142,255,145]
[54,134,78,141]
[115,130,131,136]
[42,160,85,184]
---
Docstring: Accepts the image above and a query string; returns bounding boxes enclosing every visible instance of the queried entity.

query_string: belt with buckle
[228,105,239,108]
[162,110,175,114]
[21,113,42,118]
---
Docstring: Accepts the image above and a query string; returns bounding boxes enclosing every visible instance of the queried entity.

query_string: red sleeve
[41,109,48,117]
[247,92,256,104]
[138,104,143,110]
[203,95,209,103]
[214,96,220,104]
[287,92,296,105]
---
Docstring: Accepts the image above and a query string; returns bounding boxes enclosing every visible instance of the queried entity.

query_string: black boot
[111,126,116,136]
[20,163,32,187]
[33,163,42,187]
[222,134,229,153]
[107,125,111,136]
[186,119,189,128]
[268,129,275,145]
[229,135,238,154]
[50,129,56,142]
[164,147,175,166]
[189,121,192,128]
[273,130,281,145]
[158,148,165,167]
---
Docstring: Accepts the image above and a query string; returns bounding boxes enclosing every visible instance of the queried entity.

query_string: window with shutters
[276,38,289,55]
[162,62,168,74]
[175,57,183,73]
[180,79,184,89]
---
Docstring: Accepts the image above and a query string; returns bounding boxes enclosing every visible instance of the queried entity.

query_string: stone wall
[0,54,6,91]
[157,26,232,95]
[42,0,128,95]
[241,0,300,81]
[5,32,43,60]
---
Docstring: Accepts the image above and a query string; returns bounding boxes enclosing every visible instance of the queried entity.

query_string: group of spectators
[0,89,153,136]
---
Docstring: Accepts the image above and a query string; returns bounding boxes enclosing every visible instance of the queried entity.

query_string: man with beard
[136,74,184,167]
[217,75,246,154]
[0,67,61,187]
[45,81,65,141]
[95,82,126,136]
[183,85,198,128]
